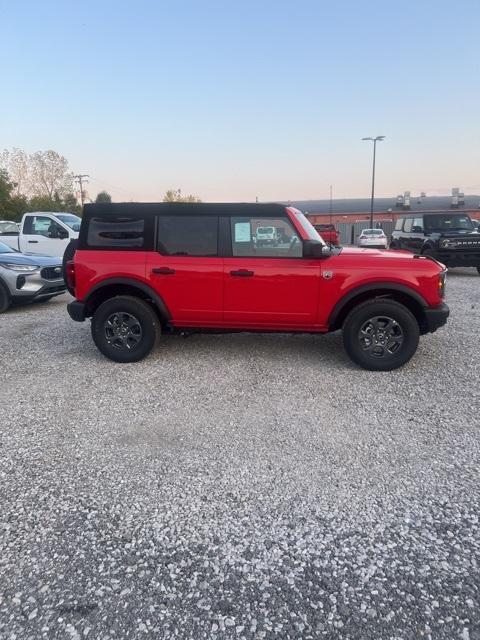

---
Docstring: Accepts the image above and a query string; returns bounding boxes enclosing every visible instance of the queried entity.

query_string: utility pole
[361,136,385,228]
[74,174,90,207]
[329,185,333,226]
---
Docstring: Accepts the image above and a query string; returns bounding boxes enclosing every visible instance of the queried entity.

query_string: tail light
[438,271,447,297]
[66,260,75,292]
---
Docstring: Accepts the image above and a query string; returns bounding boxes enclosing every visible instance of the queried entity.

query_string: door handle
[28,240,39,244]
[152,267,175,275]
[230,269,254,277]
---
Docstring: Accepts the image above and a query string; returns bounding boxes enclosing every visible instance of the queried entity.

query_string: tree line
[0,147,201,222]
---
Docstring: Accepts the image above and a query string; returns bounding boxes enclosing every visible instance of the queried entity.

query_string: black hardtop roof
[399,211,474,218]
[83,202,288,218]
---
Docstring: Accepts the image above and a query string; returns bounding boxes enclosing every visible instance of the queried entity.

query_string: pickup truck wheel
[0,282,10,314]
[477,267,480,275]
[91,295,159,363]
[342,299,419,371]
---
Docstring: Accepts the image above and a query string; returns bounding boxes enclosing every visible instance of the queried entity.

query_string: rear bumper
[67,300,87,322]
[424,302,449,333]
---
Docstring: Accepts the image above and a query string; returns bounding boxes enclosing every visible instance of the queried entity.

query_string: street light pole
[362,136,385,228]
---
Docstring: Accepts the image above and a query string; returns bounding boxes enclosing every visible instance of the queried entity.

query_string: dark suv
[66,202,449,371]
[390,212,480,274]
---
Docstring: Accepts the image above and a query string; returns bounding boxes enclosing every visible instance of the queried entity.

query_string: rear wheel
[342,299,420,371]
[91,295,160,362]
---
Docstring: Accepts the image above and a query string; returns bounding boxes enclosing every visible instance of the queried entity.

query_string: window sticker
[234,222,251,242]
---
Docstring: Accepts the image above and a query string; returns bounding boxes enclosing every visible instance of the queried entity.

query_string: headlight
[2,263,39,272]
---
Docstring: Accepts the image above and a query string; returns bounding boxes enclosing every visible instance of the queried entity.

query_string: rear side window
[157,216,218,256]
[395,218,404,231]
[403,218,413,232]
[87,217,145,249]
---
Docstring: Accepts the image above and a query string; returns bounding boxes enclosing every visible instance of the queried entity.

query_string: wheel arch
[329,283,430,334]
[84,278,171,323]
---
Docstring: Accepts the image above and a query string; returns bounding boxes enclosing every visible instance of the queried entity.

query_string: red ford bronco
[66,203,449,371]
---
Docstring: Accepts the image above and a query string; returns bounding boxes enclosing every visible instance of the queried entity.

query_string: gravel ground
[0,269,479,640]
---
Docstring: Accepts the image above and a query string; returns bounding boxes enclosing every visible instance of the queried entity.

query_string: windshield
[0,221,19,233]
[293,211,326,245]
[424,214,473,232]
[0,241,16,254]
[56,213,81,231]
[363,229,383,235]
[257,227,274,234]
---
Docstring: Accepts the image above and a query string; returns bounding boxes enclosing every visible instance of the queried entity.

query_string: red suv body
[67,203,449,370]
[313,223,341,246]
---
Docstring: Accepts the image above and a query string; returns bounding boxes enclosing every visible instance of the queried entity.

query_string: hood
[339,247,445,268]
[0,252,62,267]
[437,230,480,239]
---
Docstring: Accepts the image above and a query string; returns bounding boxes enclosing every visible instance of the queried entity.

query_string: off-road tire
[0,281,10,314]
[342,299,420,371]
[91,295,160,363]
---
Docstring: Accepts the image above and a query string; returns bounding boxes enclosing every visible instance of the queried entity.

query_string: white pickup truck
[0,211,80,258]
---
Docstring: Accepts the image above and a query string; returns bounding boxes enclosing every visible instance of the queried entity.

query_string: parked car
[390,213,480,274]
[357,228,388,249]
[66,202,449,371]
[313,224,340,246]
[255,226,279,246]
[0,211,80,258]
[0,220,20,234]
[0,241,66,313]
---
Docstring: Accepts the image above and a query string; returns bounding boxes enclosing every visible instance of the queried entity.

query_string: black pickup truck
[390,212,480,274]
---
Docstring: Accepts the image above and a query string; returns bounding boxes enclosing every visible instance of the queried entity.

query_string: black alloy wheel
[342,299,420,371]
[91,295,159,362]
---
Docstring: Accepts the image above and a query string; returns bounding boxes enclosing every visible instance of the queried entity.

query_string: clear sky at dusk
[1,0,479,202]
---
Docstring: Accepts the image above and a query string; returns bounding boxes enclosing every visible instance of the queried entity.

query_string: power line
[74,174,89,206]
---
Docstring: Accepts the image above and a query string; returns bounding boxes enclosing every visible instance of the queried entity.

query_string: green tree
[163,188,201,203]
[0,169,15,217]
[95,190,112,203]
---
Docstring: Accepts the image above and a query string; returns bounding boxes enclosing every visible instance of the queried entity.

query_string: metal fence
[337,220,394,246]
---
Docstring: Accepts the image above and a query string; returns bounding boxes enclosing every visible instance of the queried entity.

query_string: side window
[395,218,404,231]
[25,216,63,237]
[412,217,424,232]
[231,217,302,257]
[157,216,218,256]
[87,216,145,248]
[403,218,413,233]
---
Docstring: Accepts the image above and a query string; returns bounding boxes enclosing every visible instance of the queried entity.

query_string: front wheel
[342,299,420,371]
[91,295,160,363]
[0,283,10,314]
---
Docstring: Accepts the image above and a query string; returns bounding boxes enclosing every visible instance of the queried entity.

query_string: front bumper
[2,267,66,302]
[67,300,87,322]
[431,250,480,268]
[424,302,449,333]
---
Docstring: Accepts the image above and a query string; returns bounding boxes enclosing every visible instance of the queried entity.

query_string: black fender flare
[85,277,172,321]
[328,282,428,329]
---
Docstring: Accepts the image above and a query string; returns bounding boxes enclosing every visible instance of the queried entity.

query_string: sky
[1,0,479,203]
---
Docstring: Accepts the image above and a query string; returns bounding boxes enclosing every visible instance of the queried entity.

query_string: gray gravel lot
[0,269,479,640]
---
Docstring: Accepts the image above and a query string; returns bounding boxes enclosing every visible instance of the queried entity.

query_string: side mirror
[57,227,69,239]
[412,226,423,233]
[303,239,329,258]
